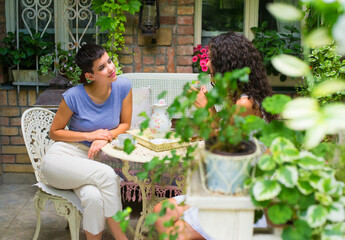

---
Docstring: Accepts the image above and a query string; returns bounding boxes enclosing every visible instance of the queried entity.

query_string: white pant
[42,141,122,235]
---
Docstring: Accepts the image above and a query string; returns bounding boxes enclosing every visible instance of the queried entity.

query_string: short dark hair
[75,44,106,73]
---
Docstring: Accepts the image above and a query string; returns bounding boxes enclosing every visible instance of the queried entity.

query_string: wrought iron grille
[11,0,100,92]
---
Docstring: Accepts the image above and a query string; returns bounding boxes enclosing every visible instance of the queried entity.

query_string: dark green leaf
[267,203,293,225]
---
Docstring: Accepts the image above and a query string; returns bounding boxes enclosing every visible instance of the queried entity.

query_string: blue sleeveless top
[62,76,132,146]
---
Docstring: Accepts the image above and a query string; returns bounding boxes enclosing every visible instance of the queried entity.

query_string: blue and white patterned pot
[204,140,262,194]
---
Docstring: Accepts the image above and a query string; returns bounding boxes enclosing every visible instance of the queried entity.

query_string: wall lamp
[139,0,160,40]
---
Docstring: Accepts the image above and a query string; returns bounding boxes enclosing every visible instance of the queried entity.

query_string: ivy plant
[91,0,141,74]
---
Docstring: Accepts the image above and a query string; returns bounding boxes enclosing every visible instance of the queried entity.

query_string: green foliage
[300,43,345,105]
[249,137,345,240]
[91,0,141,68]
[39,44,82,84]
[0,31,52,69]
[251,21,303,81]
[112,207,132,232]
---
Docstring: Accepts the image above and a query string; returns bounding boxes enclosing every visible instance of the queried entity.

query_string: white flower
[332,15,345,55]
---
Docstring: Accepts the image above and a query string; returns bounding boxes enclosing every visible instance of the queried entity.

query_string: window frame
[194,0,260,46]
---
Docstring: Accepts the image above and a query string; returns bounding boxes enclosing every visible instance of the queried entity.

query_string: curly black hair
[208,32,275,122]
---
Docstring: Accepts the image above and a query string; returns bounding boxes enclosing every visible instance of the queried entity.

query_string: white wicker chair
[21,107,83,240]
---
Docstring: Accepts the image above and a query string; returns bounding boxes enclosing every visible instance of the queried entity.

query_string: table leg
[122,160,154,240]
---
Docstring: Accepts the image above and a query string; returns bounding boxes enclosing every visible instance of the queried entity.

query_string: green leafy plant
[249,136,345,240]
[253,1,345,239]
[251,21,303,81]
[91,0,141,72]
[300,44,345,105]
[0,31,52,70]
[39,44,82,85]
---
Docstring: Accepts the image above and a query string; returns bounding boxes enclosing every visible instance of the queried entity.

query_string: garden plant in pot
[245,1,345,239]
[0,30,52,83]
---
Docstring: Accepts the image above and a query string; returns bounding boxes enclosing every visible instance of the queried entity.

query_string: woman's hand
[87,129,113,142]
[88,139,108,159]
[192,85,208,108]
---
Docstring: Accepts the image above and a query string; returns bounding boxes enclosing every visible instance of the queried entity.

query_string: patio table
[101,140,195,239]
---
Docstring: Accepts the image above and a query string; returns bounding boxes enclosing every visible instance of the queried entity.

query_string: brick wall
[120,0,194,73]
[0,1,195,177]
[0,89,39,175]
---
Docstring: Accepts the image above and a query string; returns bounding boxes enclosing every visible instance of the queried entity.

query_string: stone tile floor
[0,184,141,240]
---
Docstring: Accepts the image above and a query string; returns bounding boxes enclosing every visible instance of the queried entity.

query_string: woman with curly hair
[153,32,274,240]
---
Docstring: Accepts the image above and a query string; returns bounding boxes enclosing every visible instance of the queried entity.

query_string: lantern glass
[142,4,156,28]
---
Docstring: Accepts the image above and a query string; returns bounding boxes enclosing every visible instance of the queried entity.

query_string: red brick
[0,116,9,125]
[177,36,194,45]
[0,107,20,117]
[156,56,166,65]
[134,46,142,72]
[18,90,27,106]
[28,90,37,106]
[2,155,15,163]
[177,0,194,4]
[160,0,175,3]
[167,47,175,73]
[10,117,21,126]
[160,16,176,25]
[0,136,9,145]
[177,66,193,73]
[7,90,17,106]
[177,45,194,55]
[0,90,7,105]
[10,136,24,145]
[124,36,133,44]
[122,66,133,73]
[156,66,166,73]
[160,47,167,54]
[1,126,19,135]
[177,56,193,65]
[177,6,194,15]
[161,5,176,16]
[143,56,155,65]
[143,66,155,72]
[177,26,194,35]
[177,16,193,25]
[143,47,158,55]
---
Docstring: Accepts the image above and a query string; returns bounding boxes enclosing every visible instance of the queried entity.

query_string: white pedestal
[186,168,282,240]
[186,169,255,240]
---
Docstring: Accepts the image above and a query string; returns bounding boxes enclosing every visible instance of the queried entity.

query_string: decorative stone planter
[186,164,283,240]
[11,70,52,83]
[186,168,256,240]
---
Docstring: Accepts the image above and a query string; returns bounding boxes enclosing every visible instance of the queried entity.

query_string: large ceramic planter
[203,140,261,194]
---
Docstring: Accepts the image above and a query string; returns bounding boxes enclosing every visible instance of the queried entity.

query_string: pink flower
[201,53,208,58]
[192,56,198,62]
[197,44,202,50]
[200,59,207,67]
[198,54,202,58]
[201,66,208,72]
[205,58,210,62]
[200,48,207,53]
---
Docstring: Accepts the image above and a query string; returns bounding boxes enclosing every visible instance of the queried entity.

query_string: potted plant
[251,21,303,86]
[39,44,82,85]
[0,30,53,83]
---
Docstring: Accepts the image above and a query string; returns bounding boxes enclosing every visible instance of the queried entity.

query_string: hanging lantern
[139,0,160,36]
